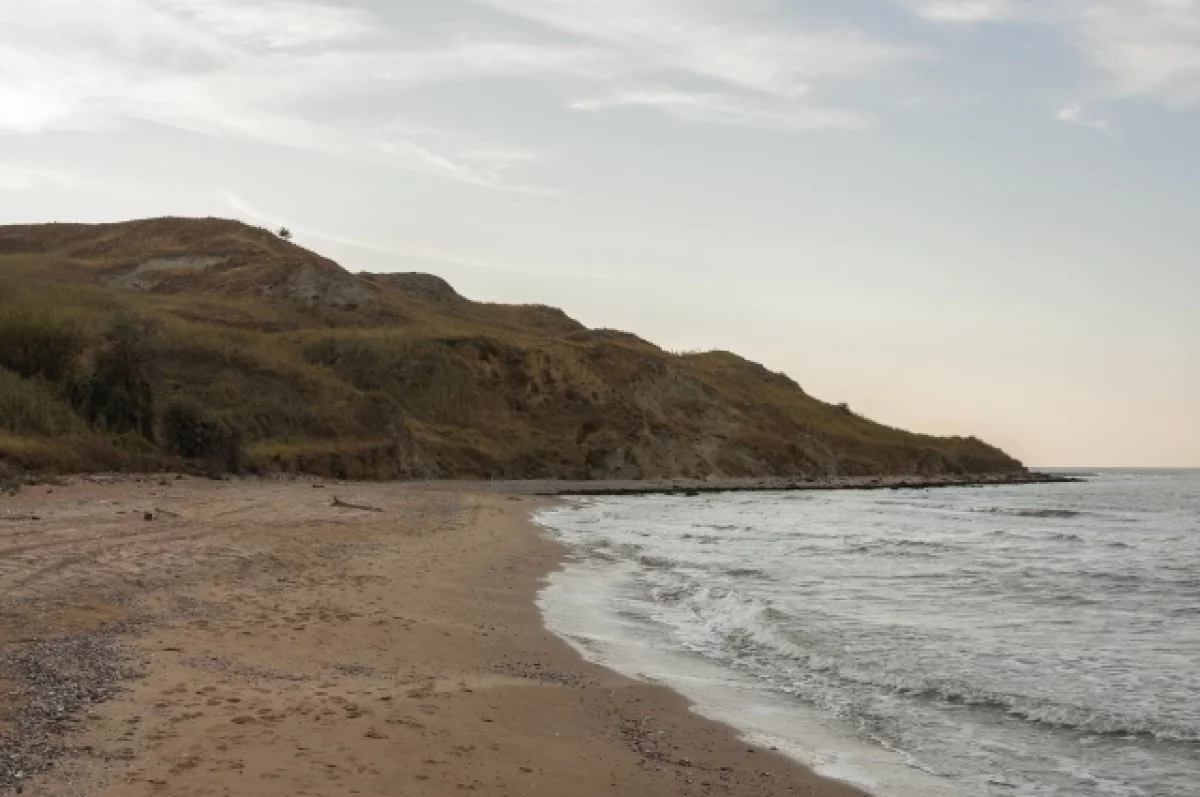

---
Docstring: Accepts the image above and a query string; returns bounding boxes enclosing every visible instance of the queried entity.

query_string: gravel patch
[0,628,139,794]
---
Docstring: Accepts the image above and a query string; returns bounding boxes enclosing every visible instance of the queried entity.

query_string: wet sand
[0,477,866,797]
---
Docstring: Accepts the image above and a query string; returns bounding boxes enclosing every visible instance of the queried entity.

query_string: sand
[0,477,867,797]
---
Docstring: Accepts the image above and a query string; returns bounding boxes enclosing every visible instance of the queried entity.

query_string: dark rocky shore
[420,471,1080,498]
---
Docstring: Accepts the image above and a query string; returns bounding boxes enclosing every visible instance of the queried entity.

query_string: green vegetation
[0,368,84,437]
[0,310,85,381]
[163,400,242,476]
[0,217,1025,480]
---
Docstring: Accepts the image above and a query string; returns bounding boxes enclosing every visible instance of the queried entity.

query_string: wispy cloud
[1056,103,1112,133]
[221,190,616,279]
[373,122,556,195]
[1084,2,1200,109]
[0,0,926,184]
[900,1,1200,110]
[458,147,545,170]
[9,0,1187,191]
[477,0,916,95]
[476,0,920,129]
[160,0,374,49]
[909,1,1014,23]
[571,90,871,132]
[0,1,593,192]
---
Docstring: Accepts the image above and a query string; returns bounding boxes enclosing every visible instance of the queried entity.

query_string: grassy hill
[0,217,1023,481]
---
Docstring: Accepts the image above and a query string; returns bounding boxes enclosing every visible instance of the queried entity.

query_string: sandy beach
[0,477,866,797]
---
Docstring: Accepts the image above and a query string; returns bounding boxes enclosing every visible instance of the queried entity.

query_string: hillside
[0,217,1023,481]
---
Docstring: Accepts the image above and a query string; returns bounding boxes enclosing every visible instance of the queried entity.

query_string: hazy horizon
[2,0,1196,467]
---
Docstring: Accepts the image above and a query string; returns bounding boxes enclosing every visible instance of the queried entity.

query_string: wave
[581,540,644,562]
[974,507,1086,519]
[892,539,950,548]
[724,566,771,579]
[986,528,1090,544]
[1040,591,1104,607]
[897,686,1200,743]
[652,573,1200,744]
[842,539,956,559]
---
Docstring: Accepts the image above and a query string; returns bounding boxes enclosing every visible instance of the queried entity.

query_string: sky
[0,0,1197,467]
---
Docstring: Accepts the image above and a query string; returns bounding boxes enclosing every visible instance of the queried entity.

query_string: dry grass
[0,217,1024,480]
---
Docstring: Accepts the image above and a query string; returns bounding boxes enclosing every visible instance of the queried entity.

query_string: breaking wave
[974,507,1086,519]
[658,572,1200,744]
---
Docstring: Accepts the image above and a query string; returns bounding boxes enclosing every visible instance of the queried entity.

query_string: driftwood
[331,497,384,513]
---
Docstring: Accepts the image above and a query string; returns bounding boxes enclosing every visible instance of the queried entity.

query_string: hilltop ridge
[0,217,1024,481]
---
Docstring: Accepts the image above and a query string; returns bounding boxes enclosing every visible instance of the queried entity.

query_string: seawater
[535,470,1200,797]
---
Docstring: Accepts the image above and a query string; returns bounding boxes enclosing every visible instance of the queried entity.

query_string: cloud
[221,190,616,279]
[910,1,1013,22]
[369,121,556,195]
[0,0,926,195]
[0,1,595,192]
[1056,103,1112,133]
[160,0,374,49]
[900,1,1200,110]
[477,0,916,96]
[459,148,544,171]
[475,0,920,127]
[1083,3,1200,109]
[571,90,871,132]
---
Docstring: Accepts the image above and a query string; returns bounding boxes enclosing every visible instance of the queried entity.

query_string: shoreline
[404,471,1079,499]
[542,471,1077,497]
[1,478,868,797]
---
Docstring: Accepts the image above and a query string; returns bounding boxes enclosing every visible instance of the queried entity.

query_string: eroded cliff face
[0,218,1023,481]
[341,331,1020,481]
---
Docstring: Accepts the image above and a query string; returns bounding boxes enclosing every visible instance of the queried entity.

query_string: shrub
[0,368,84,436]
[0,311,85,381]
[68,314,157,440]
[163,401,243,475]
[303,337,397,392]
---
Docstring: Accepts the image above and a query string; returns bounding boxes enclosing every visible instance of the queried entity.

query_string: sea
[534,470,1200,797]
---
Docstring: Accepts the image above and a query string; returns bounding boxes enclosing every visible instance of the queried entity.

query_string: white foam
[536,554,961,797]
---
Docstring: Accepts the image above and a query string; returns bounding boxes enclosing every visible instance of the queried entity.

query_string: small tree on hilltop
[277,227,293,241]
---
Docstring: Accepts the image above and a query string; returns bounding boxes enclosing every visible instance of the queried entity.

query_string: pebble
[0,628,138,793]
